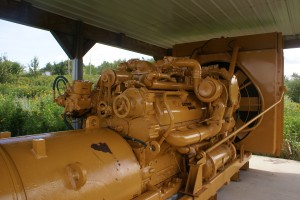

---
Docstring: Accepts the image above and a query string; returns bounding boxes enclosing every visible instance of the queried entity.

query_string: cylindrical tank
[0,128,142,200]
[202,143,236,181]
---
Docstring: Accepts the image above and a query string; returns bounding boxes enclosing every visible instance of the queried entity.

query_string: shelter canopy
[1,0,299,59]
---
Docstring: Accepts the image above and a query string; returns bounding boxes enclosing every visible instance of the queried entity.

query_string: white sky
[0,19,299,77]
[0,20,152,68]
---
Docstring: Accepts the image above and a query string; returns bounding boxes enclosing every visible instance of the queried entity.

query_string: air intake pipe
[144,57,202,94]
[165,99,226,147]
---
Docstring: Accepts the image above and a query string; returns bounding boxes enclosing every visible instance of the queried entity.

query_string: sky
[0,19,299,77]
[0,19,152,68]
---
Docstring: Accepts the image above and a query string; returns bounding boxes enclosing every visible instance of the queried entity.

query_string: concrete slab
[218,155,300,200]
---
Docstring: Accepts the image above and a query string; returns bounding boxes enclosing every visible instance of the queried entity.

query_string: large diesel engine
[0,33,284,200]
[56,56,246,200]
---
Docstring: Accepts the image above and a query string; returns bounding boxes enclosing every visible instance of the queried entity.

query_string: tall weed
[0,94,67,136]
[282,97,300,160]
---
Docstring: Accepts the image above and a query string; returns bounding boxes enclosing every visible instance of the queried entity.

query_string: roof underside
[25,0,300,49]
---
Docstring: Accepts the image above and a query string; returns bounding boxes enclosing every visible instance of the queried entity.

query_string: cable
[52,75,69,91]
[56,78,67,95]
[123,135,147,147]
[52,75,69,100]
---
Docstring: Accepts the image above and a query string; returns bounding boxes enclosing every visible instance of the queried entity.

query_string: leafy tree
[10,62,23,75]
[286,73,300,103]
[53,60,68,75]
[0,55,23,83]
[83,63,99,75]
[40,60,71,75]
[291,73,300,79]
[41,62,53,73]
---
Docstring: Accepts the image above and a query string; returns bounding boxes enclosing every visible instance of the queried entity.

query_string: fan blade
[235,70,248,85]
[239,97,260,111]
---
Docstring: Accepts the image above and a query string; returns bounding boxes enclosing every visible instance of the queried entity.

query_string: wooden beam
[0,0,76,34]
[82,23,168,57]
[51,30,96,59]
[82,39,96,57]
[51,31,74,59]
[284,35,300,49]
[0,0,168,58]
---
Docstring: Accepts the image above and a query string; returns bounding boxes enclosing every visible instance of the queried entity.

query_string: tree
[53,61,68,75]
[29,56,40,77]
[83,63,98,75]
[10,62,23,75]
[40,60,71,75]
[286,73,300,103]
[0,55,23,83]
[40,62,53,73]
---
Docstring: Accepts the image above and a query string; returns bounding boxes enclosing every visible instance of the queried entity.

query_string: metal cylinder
[203,142,236,181]
[0,128,142,200]
[113,88,145,118]
[197,77,222,103]
[72,80,93,95]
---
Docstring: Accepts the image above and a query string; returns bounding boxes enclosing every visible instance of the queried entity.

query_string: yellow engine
[0,33,284,200]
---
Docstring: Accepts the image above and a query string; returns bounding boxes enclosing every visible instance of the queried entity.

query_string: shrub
[0,94,67,136]
[0,56,23,83]
[282,97,300,160]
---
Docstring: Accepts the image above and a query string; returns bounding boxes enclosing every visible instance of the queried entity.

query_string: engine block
[1,32,284,200]
[53,57,247,199]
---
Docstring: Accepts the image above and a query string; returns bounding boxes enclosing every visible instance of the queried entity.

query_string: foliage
[41,60,72,75]
[0,56,157,137]
[83,63,98,75]
[282,97,300,160]
[0,55,23,83]
[0,84,50,98]
[0,56,70,135]
[0,75,60,98]
[28,56,40,77]
[0,94,66,136]
[40,59,128,76]
[83,59,125,75]
[286,73,300,103]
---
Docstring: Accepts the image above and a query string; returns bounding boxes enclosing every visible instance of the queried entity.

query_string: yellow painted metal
[55,80,93,116]
[165,99,226,147]
[205,92,284,155]
[0,128,142,200]
[173,32,284,155]
[0,32,284,200]
[238,49,284,154]
[0,131,11,138]
[180,152,252,200]
[203,143,236,182]
[0,144,26,200]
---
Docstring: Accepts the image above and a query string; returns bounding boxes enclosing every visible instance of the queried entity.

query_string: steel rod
[206,92,284,153]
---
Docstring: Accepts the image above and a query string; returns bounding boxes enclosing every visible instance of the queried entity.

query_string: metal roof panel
[25,0,300,48]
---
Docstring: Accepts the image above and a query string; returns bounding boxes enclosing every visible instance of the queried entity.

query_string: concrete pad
[218,155,300,200]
